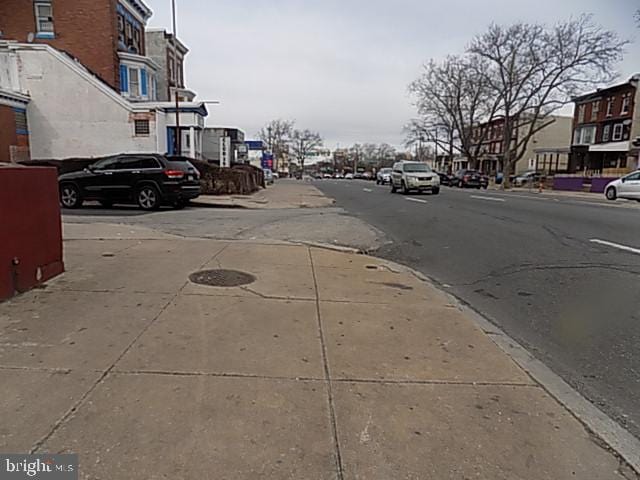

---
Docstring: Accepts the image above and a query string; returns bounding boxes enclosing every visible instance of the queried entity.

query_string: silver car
[376,168,392,185]
[605,170,640,201]
[390,161,440,195]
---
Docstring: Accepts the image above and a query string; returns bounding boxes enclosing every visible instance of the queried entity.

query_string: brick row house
[468,115,573,176]
[570,75,640,175]
[0,0,207,162]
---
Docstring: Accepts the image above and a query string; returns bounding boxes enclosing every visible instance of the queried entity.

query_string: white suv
[390,161,440,195]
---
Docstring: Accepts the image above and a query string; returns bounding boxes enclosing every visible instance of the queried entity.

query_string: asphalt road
[313,179,640,439]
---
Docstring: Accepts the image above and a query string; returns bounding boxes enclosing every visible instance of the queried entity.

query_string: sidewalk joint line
[332,378,538,387]
[110,370,325,382]
[308,247,345,480]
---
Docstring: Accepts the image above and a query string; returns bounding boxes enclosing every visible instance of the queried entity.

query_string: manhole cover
[189,269,256,287]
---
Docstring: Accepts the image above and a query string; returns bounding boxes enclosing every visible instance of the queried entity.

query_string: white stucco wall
[4,45,160,160]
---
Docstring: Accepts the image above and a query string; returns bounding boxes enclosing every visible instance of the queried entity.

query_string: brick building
[570,75,640,175]
[146,28,195,102]
[470,115,572,175]
[0,0,158,101]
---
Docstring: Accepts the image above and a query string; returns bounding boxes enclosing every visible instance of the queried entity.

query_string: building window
[134,119,150,136]
[574,126,596,145]
[621,93,631,115]
[577,104,586,123]
[602,124,611,142]
[132,28,141,54]
[129,68,140,97]
[177,58,184,87]
[168,53,176,83]
[117,14,125,44]
[591,100,599,122]
[34,1,54,36]
[606,97,614,117]
[117,5,143,54]
[612,124,623,141]
[14,108,28,134]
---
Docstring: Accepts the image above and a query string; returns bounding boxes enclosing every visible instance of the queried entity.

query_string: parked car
[263,168,274,185]
[323,173,333,179]
[353,172,365,180]
[345,173,354,180]
[513,171,544,187]
[334,172,344,179]
[605,170,640,201]
[436,171,455,186]
[390,161,440,195]
[363,172,373,180]
[272,171,280,179]
[376,168,392,185]
[453,169,488,189]
[58,154,201,211]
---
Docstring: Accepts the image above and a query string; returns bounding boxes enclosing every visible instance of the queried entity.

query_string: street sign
[261,153,274,170]
[220,136,231,168]
[245,140,264,151]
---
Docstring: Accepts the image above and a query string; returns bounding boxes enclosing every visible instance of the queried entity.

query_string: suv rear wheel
[60,184,83,209]
[137,185,161,210]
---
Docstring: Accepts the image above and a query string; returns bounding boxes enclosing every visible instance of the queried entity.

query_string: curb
[300,241,362,254]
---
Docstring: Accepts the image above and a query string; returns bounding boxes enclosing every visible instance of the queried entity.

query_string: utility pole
[171,0,181,156]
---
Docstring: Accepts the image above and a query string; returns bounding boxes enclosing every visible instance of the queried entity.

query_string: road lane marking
[470,195,506,202]
[406,197,428,204]
[363,188,372,192]
[590,239,640,255]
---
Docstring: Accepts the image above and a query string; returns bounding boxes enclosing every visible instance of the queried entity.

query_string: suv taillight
[463,175,470,181]
[164,169,185,179]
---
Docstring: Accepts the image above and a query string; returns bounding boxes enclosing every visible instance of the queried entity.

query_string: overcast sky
[145,0,639,149]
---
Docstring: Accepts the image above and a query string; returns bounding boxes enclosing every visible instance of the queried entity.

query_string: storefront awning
[589,141,630,152]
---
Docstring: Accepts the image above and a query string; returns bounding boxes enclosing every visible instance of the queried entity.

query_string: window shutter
[140,68,148,96]
[120,65,128,93]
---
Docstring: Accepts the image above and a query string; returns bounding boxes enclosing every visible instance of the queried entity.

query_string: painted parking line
[406,197,428,204]
[590,239,640,256]
[363,188,372,192]
[470,195,506,202]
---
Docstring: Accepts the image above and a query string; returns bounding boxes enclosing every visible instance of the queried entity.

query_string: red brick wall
[0,0,121,90]
[0,105,18,163]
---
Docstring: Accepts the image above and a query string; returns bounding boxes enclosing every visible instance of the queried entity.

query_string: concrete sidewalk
[0,225,635,479]
[193,180,335,209]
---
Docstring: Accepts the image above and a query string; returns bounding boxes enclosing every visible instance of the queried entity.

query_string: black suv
[59,154,201,210]
[453,169,489,189]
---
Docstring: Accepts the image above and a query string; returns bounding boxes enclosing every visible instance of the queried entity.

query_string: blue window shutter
[140,69,148,96]
[120,65,128,93]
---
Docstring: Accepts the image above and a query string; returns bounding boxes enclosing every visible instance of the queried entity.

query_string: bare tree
[258,119,294,172]
[290,129,323,172]
[469,16,628,187]
[409,55,501,171]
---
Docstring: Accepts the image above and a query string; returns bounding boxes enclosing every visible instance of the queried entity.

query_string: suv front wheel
[60,184,83,209]
[137,185,161,210]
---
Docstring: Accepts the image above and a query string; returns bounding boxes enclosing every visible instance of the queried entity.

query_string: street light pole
[171,0,181,156]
